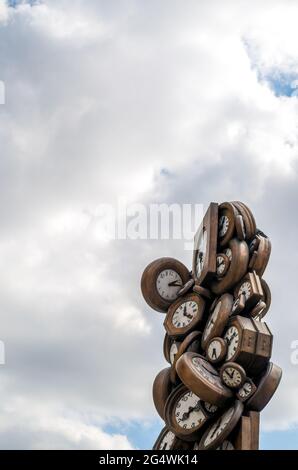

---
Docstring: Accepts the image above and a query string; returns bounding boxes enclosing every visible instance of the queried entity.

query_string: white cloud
[0,0,298,449]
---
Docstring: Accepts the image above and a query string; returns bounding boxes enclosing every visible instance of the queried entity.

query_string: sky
[0,0,298,449]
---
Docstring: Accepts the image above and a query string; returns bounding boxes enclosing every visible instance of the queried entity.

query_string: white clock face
[232,298,240,313]
[238,381,252,399]
[219,215,229,237]
[169,342,178,364]
[216,256,226,276]
[222,367,243,388]
[156,270,183,301]
[224,326,239,361]
[195,229,207,277]
[192,356,221,387]
[207,339,223,361]
[238,281,251,300]
[224,248,232,261]
[217,440,234,450]
[172,300,199,328]
[203,405,235,447]
[202,301,221,342]
[175,391,206,430]
[204,402,218,414]
[159,430,175,450]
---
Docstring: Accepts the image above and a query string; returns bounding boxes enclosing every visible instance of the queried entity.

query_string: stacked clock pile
[141,201,282,451]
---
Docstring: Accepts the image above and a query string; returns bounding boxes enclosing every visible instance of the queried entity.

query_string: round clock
[163,333,180,365]
[169,330,202,383]
[152,367,173,420]
[141,257,190,312]
[164,293,205,338]
[218,202,238,247]
[198,400,244,450]
[210,239,249,295]
[176,352,233,406]
[234,272,263,312]
[246,362,282,411]
[201,401,219,416]
[206,337,227,364]
[216,253,230,278]
[236,378,257,402]
[152,426,190,450]
[220,362,246,389]
[164,384,208,441]
[201,293,233,350]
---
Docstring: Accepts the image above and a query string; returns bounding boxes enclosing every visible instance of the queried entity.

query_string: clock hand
[181,402,201,421]
[168,280,182,287]
[225,370,235,379]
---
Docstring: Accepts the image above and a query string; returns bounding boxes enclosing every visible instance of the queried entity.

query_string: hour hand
[168,280,182,287]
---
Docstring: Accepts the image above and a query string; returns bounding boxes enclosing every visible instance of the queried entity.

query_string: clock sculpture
[141,201,282,450]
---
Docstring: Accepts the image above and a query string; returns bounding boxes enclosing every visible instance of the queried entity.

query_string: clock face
[172,301,199,328]
[195,229,207,277]
[202,301,221,343]
[192,356,222,387]
[174,390,206,431]
[169,342,178,364]
[224,248,232,261]
[238,381,253,400]
[203,402,218,414]
[238,281,251,300]
[207,338,226,363]
[216,255,228,277]
[224,326,240,361]
[156,270,183,301]
[203,406,234,447]
[221,364,245,389]
[219,215,229,238]
[158,430,175,450]
[217,440,234,450]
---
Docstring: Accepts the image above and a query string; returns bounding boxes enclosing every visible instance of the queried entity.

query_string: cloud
[0,0,298,449]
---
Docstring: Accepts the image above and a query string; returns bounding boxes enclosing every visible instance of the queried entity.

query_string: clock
[210,239,249,295]
[176,352,233,406]
[141,257,190,312]
[163,333,180,365]
[246,362,282,411]
[206,337,227,364]
[234,272,264,312]
[164,384,209,441]
[198,400,244,450]
[192,284,212,300]
[231,294,246,316]
[231,201,257,241]
[220,362,246,389]
[224,316,272,374]
[223,316,258,369]
[201,293,233,350]
[218,202,246,247]
[152,426,190,450]
[169,330,202,383]
[164,293,205,338]
[152,367,173,420]
[201,401,219,416]
[248,234,271,277]
[216,253,230,278]
[192,203,218,286]
[236,378,257,402]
